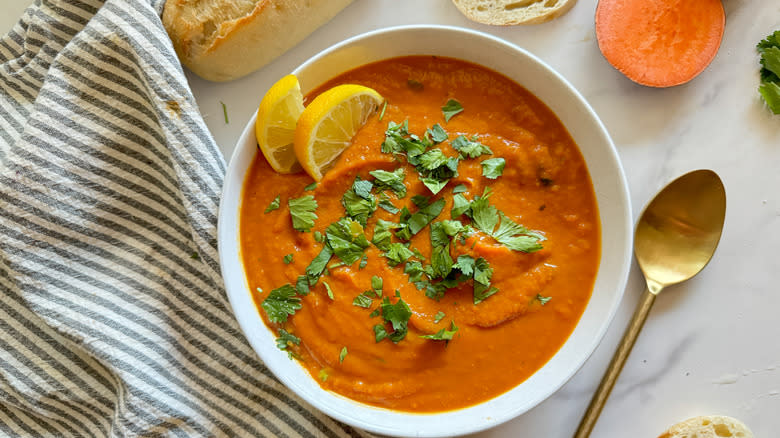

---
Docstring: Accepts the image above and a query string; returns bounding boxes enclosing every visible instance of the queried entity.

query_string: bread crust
[658,415,754,438]
[451,0,577,25]
[163,0,353,82]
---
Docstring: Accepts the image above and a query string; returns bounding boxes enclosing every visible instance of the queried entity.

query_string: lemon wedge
[294,84,384,181]
[255,74,305,173]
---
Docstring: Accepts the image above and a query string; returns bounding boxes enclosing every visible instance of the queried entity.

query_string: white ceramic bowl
[218,25,632,437]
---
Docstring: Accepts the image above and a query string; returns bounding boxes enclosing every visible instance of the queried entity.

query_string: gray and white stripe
[0,0,372,436]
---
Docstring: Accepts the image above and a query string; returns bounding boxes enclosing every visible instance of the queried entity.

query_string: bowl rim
[218,24,632,437]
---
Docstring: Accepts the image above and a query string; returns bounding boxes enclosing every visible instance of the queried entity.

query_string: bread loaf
[451,0,577,25]
[658,415,754,438]
[162,0,353,82]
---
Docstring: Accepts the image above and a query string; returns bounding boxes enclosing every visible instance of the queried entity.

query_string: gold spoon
[574,169,726,437]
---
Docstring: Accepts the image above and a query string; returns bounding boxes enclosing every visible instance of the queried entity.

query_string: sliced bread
[658,415,754,438]
[162,0,353,82]
[451,0,578,25]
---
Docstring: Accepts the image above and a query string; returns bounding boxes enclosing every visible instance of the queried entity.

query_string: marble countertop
[3,1,778,436]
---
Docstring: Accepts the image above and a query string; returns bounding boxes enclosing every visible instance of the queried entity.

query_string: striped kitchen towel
[0,0,370,436]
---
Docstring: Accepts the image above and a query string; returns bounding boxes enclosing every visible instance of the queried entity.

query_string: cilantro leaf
[359,254,368,269]
[275,329,300,359]
[306,245,333,284]
[342,177,376,226]
[420,321,458,341]
[374,324,388,342]
[313,231,324,242]
[470,189,544,253]
[371,276,383,296]
[451,193,471,218]
[473,257,498,304]
[288,195,318,232]
[265,195,281,213]
[452,184,468,194]
[353,291,374,308]
[378,194,400,214]
[295,275,310,295]
[283,254,293,264]
[536,294,552,305]
[442,99,464,122]
[452,135,492,159]
[407,198,446,235]
[370,168,407,198]
[404,260,425,282]
[372,219,399,251]
[426,124,448,143]
[433,311,446,324]
[418,149,451,171]
[411,195,431,208]
[261,285,301,323]
[759,81,780,114]
[378,296,412,343]
[339,346,348,363]
[326,218,371,265]
[323,281,335,300]
[430,244,453,279]
[455,254,475,277]
[383,243,415,266]
[481,158,506,179]
[420,177,449,195]
[304,182,317,191]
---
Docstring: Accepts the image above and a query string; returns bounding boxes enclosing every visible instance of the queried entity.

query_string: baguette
[658,415,754,438]
[451,0,577,25]
[162,0,353,82]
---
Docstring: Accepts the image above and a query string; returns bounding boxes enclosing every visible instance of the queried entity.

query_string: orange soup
[240,56,600,412]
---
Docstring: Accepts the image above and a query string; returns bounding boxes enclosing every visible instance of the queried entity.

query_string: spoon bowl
[635,169,726,293]
[575,169,726,437]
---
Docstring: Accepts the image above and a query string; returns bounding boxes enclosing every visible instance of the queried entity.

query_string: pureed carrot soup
[240,56,600,412]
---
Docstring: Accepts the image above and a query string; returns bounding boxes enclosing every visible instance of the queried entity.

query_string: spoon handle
[573,288,657,438]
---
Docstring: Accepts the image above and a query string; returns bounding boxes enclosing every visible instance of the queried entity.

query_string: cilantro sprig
[288,195,318,232]
[758,30,780,114]
[261,285,302,323]
[374,296,412,343]
[467,189,545,253]
[275,329,300,359]
[441,99,464,122]
[420,321,458,342]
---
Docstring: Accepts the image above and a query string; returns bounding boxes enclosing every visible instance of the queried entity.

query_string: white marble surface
[3,1,779,436]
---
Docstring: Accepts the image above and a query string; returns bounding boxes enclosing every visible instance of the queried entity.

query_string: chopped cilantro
[275,329,300,359]
[433,311,446,324]
[442,99,464,122]
[455,254,475,276]
[369,308,381,318]
[416,149,459,194]
[339,346,348,363]
[452,184,468,194]
[379,100,388,121]
[411,195,430,208]
[265,195,281,213]
[304,182,317,191]
[470,189,544,252]
[374,324,389,342]
[370,168,407,198]
[261,285,301,323]
[450,193,471,218]
[375,296,412,343]
[536,294,552,305]
[359,254,368,269]
[426,124,448,143]
[313,231,324,242]
[406,198,446,236]
[283,254,293,264]
[352,291,374,308]
[295,275,310,295]
[371,276,383,296]
[481,157,506,179]
[404,260,425,282]
[372,219,399,251]
[306,245,333,284]
[473,257,498,304]
[420,321,458,341]
[430,243,453,280]
[323,281,334,300]
[378,194,400,214]
[221,101,229,124]
[383,242,415,266]
[326,218,370,265]
[288,195,318,232]
[342,177,376,226]
[319,369,329,382]
[452,135,492,159]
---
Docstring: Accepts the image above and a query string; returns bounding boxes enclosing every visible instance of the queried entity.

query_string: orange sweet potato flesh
[595,0,725,87]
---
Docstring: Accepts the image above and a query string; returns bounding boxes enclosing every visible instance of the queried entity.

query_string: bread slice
[162,0,353,82]
[451,0,577,25]
[658,415,754,438]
